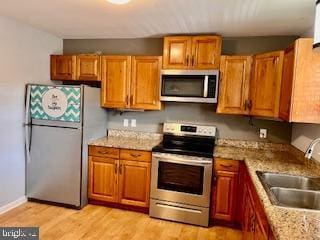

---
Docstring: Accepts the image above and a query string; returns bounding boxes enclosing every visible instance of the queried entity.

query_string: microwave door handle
[203,75,209,97]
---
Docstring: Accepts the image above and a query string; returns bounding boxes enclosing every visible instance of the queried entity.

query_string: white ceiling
[0,0,315,39]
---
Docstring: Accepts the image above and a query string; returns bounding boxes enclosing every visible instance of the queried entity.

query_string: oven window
[158,161,204,195]
[162,75,204,97]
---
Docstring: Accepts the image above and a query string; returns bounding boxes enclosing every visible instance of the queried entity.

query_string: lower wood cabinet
[212,159,273,240]
[88,156,118,203]
[118,160,150,207]
[212,158,239,222]
[88,146,151,209]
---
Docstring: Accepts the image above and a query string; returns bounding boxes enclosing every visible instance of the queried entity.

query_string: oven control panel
[163,122,216,137]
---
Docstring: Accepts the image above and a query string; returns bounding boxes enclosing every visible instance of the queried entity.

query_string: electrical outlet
[123,119,129,127]
[259,129,267,138]
[131,119,136,127]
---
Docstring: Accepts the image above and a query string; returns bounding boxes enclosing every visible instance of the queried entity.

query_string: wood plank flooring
[0,202,242,240]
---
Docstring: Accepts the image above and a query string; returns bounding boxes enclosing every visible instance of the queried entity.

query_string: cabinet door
[76,55,101,81]
[163,36,192,69]
[50,55,76,80]
[213,170,238,221]
[101,56,131,108]
[243,187,255,240]
[217,56,252,115]
[118,160,150,208]
[250,51,284,118]
[254,216,268,240]
[191,36,222,69]
[88,156,118,203]
[279,45,294,121]
[130,56,162,110]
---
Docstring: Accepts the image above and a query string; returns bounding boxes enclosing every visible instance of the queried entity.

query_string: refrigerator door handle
[24,85,32,163]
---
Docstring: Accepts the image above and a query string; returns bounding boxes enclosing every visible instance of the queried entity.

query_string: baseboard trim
[0,196,27,215]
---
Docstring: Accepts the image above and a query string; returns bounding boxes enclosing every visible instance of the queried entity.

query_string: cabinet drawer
[89,146,119,159]
[215,158,239,172]
[120,149,151,162]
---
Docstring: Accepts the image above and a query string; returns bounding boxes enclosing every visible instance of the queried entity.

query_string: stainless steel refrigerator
[24,84,108,209]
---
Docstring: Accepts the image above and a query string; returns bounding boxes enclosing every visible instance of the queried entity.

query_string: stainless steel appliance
[150,122,216,227]
[160,70,219,103]
[24,84,108,209]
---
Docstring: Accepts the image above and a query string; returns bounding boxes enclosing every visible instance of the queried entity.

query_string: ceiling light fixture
[107,0,130,4]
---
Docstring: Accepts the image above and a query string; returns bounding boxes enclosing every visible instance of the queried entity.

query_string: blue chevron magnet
[30,85,81,122]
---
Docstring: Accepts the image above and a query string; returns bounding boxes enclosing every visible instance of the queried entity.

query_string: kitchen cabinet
[250,51,284,118]
[130,56,162,110]
[88,146,151,209]
[212,159,239,223]
[88,156,118,203]
[118,160,150,207]
[279,38,320,123]
[51,54,101,81]
[50,55,76,80]
[217,55,252,115]
[76,54,101,81]
[243,185,255,240]
[101,55,162,110]
[101,55,131,109]
[163,35,221,69]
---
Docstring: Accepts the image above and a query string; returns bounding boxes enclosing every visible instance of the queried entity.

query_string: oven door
[151,152,213,207]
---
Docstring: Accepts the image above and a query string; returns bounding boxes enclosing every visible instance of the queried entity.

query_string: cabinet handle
[119,164,123,175]
[130,95,133,106]
[98,150,110,155]
[186,55,189,66]
[191,55,195,66]
[250,215,255,232]
[130,153,141,158]
[220,164,233,168]
[115,162,118,174]
[126,95,129,106]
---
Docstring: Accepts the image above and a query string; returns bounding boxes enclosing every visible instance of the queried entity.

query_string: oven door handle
[153,154,212,165]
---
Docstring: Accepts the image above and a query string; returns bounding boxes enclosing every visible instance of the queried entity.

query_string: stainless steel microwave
[160,70,219,103]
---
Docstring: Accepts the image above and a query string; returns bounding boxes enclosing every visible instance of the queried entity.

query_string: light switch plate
[131,119,136,127]
[123,119,129,127]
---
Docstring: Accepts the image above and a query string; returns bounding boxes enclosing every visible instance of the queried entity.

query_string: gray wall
[64,36,297,143]
[0,16,62,209]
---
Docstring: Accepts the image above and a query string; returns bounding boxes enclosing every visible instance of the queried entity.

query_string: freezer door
[26,125,82,207]
[29,85,82,128]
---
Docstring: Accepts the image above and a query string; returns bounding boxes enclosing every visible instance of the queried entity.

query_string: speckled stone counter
[214,143,320,240]
[88,130,162,151]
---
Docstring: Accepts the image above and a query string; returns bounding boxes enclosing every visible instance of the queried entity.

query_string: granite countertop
[214,145,320,240]
[88,129,162,151]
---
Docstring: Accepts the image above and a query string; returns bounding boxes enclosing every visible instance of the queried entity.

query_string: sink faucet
[305,138,320,160]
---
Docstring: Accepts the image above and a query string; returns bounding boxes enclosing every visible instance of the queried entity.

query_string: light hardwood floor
[0,202,242,240]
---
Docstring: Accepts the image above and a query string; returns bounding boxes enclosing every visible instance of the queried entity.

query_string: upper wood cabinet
[51,54,101,81]
[131,56,162,110]
[101,55,131,109]
[101,55,162,110]
[217,55,252,115]
[250,51,284,118]
[279,38,320,123]
[50,55,76,80]
[163,35,221,70]
[163,36,191,69]
[76,55,101,81]
[191,36,222,69]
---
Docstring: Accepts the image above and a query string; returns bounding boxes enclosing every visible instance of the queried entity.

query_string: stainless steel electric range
[149,122,216,227]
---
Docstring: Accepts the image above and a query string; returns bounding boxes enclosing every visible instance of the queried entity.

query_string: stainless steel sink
[256,171,320,211]
[257,171,320,191]
[270,187,320,210]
